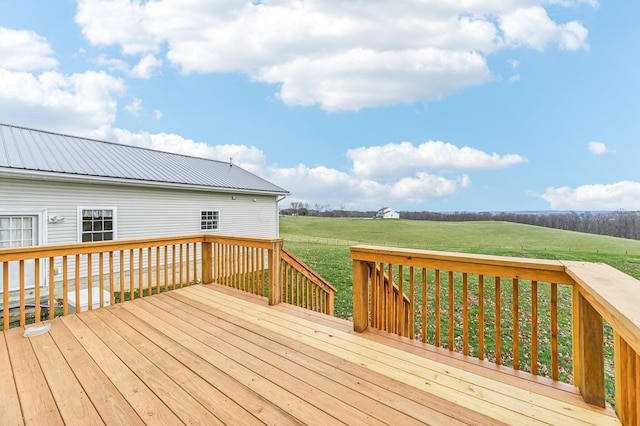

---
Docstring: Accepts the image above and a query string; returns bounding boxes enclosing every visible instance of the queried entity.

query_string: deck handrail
[280,248,336,315]
[351,244,640,423]
[0,233,335,329]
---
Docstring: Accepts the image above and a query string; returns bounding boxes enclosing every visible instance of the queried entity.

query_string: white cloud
[0,69,125,136]
[264,164,469,209]
[107,128,267,173]
[124,98,143,115]
[0,27,58,71]
[74,1,593,111]
[153,109,164,120]
[499,7,589,51]
[96,53,162,79]
[539,181,640,210]
[588,141,609,154]
[130,54,163,79]
[347,141,527,179]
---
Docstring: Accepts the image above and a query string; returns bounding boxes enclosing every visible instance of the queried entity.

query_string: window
[0,215,37,248]
[201,210,219,231]
[80,208,115,242]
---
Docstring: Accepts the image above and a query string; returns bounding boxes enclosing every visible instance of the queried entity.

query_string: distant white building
[375,207,400,219]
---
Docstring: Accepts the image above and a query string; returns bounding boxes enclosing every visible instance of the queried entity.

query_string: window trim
[200,209,220,232]
[77,206,117,243]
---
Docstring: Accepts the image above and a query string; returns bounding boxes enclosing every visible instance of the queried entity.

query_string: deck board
[1,283,621,425]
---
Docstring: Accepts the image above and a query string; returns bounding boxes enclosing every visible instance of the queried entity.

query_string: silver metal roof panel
[0,123,288,195]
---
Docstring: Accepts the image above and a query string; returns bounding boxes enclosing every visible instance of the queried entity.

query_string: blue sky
[1,1,638,212]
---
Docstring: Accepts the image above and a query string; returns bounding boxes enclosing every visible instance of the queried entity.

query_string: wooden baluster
[62,256,68,315]
[117,251,123,302]
[531,281,538,375]
[409,266,415,340]
[192,243,197,285]
[47,257,55,320]
[387,264,394,333]
[99,252,104,307]
[129,250,134,298]
[172,245,177,290]
[179,244,184,288]
[369,264,376,329]
[513,278,519,370]
[551,283,558,381]
[148,247,153,294]
[3,262,8,329]
[87,253,93,310]
[495,276,501,365]
[478,274,485,360]
[421,268,427,344]
[34,259,40,323]
[109,252,115,305]
[138,247,144,297]
[78,254,83,307]
[19,260,25,326]
[463,273,469,356]
[448,271,454,350]
[435,269,441,347]
[397,265,404,336]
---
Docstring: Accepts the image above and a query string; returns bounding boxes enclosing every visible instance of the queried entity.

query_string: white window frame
[200,210,220,232]
[77,207,117,242]
[0,209,47,291]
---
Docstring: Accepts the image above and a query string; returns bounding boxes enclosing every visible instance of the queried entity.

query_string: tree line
[281,202,640,241]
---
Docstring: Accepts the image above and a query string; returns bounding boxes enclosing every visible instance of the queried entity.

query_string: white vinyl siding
[1,177,280,292]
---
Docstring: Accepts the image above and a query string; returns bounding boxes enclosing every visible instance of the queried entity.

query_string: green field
[281,216,640,405]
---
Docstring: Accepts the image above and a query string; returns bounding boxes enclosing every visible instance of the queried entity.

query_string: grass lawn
[281,216,640,406]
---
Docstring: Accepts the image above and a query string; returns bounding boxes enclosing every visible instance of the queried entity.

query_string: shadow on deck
[1,283,620,425]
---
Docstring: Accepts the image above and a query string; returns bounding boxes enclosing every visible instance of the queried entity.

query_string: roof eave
[0,167,290,197]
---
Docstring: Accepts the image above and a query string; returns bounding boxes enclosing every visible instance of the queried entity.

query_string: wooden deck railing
[281,248,336,315]
[0,234,336,330]
[352,245,640,423]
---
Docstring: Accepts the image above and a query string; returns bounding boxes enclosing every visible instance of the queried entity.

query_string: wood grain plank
[165,290,493,426]
[60,314,182,425]
[4,326,64,425]
[47,318,145,426]
[127,295,382,426]
[106,303,300,426]
[76,310,222,425]
[0,332,24,425]
[145,294,429,426]
[28,328,104,425]
[92,306,267,426]
[119,299,345,426]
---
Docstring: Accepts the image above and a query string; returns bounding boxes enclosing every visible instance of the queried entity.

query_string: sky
[1,1,639,212]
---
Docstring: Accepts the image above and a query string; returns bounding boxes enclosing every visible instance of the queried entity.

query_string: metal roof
[0,123,288,195]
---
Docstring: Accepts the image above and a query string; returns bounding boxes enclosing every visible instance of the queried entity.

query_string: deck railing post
[614,332,639,424]
[353,259,369,332]
[202,240,213,284]
[268,240,282,305]
[574,291,605,407]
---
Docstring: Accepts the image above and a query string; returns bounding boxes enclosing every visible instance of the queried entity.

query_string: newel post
[201,240,213,284]
[268,240,282,306]
[573,291,605,407]
[353,259,369,332]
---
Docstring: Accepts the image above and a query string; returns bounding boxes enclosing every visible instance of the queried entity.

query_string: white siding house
[375,207,400,219]
[0,123,288,292]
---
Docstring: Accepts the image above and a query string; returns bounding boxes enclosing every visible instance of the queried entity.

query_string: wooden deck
[1,284,620,425]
